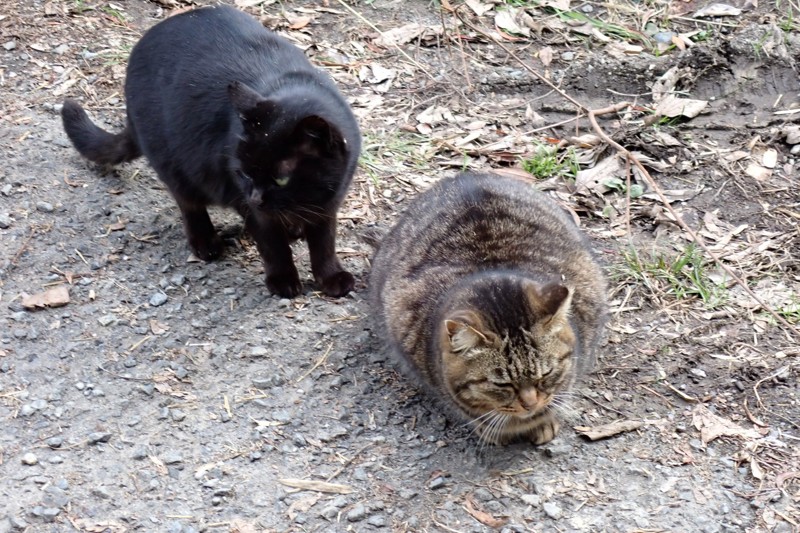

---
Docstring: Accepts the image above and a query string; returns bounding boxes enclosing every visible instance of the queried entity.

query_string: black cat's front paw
[189,233,224,261]
[266,272,303,298]
[319,270,354,297]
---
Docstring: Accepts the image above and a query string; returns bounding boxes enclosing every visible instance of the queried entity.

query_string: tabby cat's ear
[228,81,275,131]
[294,115,346,154]
[444,311,490,353]
[524,281,573,331]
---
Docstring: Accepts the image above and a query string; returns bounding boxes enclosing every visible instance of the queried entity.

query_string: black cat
[62,5,361,298]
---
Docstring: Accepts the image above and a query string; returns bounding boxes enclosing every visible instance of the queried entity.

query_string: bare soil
[0,0,798,532]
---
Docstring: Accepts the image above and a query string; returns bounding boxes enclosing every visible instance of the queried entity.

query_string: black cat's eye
[274,175,290,187]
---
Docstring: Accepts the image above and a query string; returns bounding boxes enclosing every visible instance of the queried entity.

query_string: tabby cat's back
[370,172,607,445]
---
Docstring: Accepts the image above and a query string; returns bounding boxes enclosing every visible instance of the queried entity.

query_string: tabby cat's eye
[275,176,290,187]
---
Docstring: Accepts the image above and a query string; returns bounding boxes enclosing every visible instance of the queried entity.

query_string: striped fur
[370,172,607,445]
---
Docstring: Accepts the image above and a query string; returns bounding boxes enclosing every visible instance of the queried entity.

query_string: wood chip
[464,494,508,528]
[575,419,644,440]
[277,478,354,494]
[21,286,70,310]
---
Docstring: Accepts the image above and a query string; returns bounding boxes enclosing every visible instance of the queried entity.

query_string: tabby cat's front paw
[319,270,355,297]
[528,414,560,445]
[266,272,303,298]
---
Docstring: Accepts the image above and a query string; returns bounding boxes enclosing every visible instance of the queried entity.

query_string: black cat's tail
[61,99,141,166]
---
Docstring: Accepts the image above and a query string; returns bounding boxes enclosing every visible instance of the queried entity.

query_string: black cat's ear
[294,115,346,154]
[228,81,275,131]
[444,311,491,353]
[523,281,572,331]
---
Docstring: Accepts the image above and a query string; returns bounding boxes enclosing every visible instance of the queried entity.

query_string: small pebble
[0,213,13,229]
[149,292,168,307]
[97,314,116,326]
[252,377,271,389]
[543,502,562,520]
[161,451,183,464]
[171,409,186,422]
[367,514,387,527]
[250,346,268,357]
[87,432,112,444]
[428,476,447,490]
[346,503,367,522]
[521,494,541,507]
[36,201,54,213]
[21,453,38,465]
[561,51,575,61]
[45,437,63,448]
[3,40,17,51]
[690,368,707,378]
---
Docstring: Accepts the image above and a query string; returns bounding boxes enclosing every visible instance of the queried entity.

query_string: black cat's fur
[62,5,361,297]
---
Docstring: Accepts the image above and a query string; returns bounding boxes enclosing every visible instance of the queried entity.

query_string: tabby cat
[61,5,361,298]
[370,172,607,445]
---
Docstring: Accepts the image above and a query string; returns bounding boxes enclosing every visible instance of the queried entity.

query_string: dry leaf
[745,163,771,181]
[694,3,742,17]
[286,14,311,30]
[464,495,508,528]
[373,23,441,47]
[761,148,777,168]
[21,286,70,310]
[691,404,761,444]
[538,46,554,66]
[229,519,262,533]
[465,0,493,16]
[575,155,624,195]
[494,8,530,37]
[278,479,354,494]
[654,94,708,119]
[575,419,644,440]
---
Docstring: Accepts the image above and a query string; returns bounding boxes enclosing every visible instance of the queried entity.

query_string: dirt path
[0,0,798,532]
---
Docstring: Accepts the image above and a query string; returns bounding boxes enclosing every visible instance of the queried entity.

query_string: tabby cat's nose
[519,388,539,410]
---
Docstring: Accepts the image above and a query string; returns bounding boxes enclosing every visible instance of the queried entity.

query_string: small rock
[252,377,271,389]
[132,447,148,460]
[55,479,69,490]
[41,508,61,522]
[45,437,63,448]
[87,432,112,444]
[346,503,367,522]
[21,453,38,465]
[543,502,562,520]
[428,476,447,490]
[36,201,54,213]
[170,274,186,286]
[149,292,168,307]
[560,51,575,61]
[543,443,572,457]
[367,514,387,527]
[53,44,69,55]
[250,346,268,357]
[9,516,28,530]
[97,314,116,326]
[3,40,16,51]
[521,494,540,507]
[319,506,338,520]
[690,368,707,378]
[0,214,13,229]
[171,409,186,422]
[161,451,183,464]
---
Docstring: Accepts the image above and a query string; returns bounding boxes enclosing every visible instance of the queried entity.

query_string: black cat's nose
[249,188,263,205]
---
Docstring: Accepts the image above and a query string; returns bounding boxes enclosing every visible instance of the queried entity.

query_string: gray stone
[0,214,13,229]
[91,486,112,499]
[250,346,268,357]
[88,432,112,444]
[149,292,168,307]
[8,516,27,531]
[97,314,116,326]
[521,494,541,507]
[161,451,183,464]
[3,40,16,51]
[42,486,69,508]
[543,502,562,520]
[55,479,69,490]
[319,506,338,519]
[346,503,367,522]
[171,409,186,422]
[691,368,707,378]
[428,476,447,490]
[36,201,54,213]
[367,514,387,527]
[252,377,272,389]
